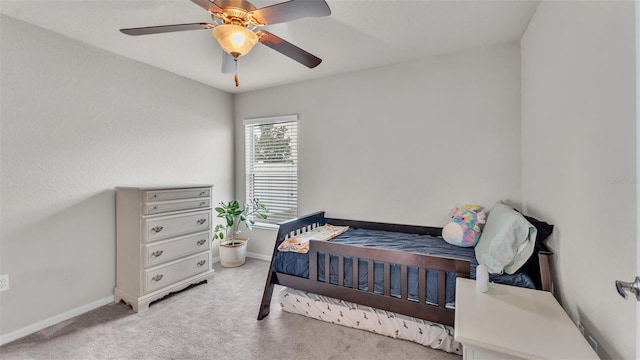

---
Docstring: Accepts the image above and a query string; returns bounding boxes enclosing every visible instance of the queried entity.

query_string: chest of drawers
[114,185,215,312]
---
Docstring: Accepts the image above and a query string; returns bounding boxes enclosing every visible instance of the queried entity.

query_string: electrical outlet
[0,274,9,292]
[577,321,585,335]
[587,334,598,353]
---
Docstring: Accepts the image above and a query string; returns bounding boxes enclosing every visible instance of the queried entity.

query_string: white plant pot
[219,237,248,267]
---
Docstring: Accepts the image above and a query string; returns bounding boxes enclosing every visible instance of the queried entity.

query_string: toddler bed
[257,211,552,352]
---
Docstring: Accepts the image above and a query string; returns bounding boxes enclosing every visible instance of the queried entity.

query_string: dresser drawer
[144,210,211,243]
[145,188,211,202]
[144,198,211,215]
[144,231,210,267]
[144,252,210,293]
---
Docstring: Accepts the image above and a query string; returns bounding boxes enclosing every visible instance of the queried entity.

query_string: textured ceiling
[0,0,540,93]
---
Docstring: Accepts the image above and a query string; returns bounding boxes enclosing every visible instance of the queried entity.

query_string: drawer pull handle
[196,219,207,225]
[151,250,163,258]
[200,191,206,196]
[197,260,206,267]
[197,239,206,246]
[152,206,158,210]
[151,274,163,282]
[151,226,164,233]
[152,194,158,198]
[199,202,206,206]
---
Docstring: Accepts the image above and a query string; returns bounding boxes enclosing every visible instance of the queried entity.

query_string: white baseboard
[210,253,271,263]
[0,295,114,346]
[247,252,272,261]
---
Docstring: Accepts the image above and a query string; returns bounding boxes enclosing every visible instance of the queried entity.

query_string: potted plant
[213,199,267,267]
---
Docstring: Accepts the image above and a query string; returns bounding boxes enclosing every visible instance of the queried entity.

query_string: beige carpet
[0,258,460,360]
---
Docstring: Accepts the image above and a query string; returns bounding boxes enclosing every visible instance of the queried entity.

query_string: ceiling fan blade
[191,0,224,14]
[258,31,322,68]
[222,52,235,74]
[251,0,331,25]
[120,23,214,36]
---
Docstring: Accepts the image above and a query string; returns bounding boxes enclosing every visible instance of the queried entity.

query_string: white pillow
[474,202,537,274]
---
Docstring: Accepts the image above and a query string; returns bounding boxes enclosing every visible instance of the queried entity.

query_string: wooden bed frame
[257,211,552,327]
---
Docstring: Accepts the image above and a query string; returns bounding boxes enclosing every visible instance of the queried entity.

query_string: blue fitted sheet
[273,228,535,308]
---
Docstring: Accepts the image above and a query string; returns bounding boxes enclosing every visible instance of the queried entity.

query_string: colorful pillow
[277,224,349,254]
[474,202,537,274]
[442,205,486,247]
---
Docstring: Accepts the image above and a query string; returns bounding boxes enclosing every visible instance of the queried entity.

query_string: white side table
[454,278,598,360]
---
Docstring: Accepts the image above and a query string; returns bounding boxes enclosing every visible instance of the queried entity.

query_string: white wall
[234,42,523,257]
[521,2,636,359]
[0,16,234,340]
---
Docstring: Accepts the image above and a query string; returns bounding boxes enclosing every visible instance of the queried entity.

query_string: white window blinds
[244,115,298,225]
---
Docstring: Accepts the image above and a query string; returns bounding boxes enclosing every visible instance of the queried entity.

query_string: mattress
[273,227,535,308]
[277,287,463,354]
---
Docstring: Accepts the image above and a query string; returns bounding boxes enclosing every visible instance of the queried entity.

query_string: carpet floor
[0,258,460,360]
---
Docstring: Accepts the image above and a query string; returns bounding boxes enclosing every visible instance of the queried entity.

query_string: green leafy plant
[213,199,268,244]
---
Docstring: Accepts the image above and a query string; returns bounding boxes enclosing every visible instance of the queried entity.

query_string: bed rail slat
[401,265,408,300]
[419,268,426,305]
[438,271,446,308]
[367,260,374,293]
[383,263,391,296]
[309,251,318,281]
[353,257,359,290]
[324,253,331,284]
[338,255,344,287]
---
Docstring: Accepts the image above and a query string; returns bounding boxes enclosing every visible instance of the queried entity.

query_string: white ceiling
[0,0,540,94]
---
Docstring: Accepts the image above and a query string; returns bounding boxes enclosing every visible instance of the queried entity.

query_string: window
[244,115,298,226]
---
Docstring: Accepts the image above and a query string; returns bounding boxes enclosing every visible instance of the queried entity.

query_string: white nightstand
[454,278,598,360]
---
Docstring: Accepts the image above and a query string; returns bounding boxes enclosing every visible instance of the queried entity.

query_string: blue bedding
[273,228,535,308]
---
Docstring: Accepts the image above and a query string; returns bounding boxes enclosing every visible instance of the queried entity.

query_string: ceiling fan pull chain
[233,53,240,87]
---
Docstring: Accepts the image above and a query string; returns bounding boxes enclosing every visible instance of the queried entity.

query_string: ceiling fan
[120,0,331,87]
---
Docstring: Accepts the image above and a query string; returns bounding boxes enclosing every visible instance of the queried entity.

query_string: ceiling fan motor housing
[212,6,261,27]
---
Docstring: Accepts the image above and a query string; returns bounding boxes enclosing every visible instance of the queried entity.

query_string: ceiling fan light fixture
[212,24,259,57]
